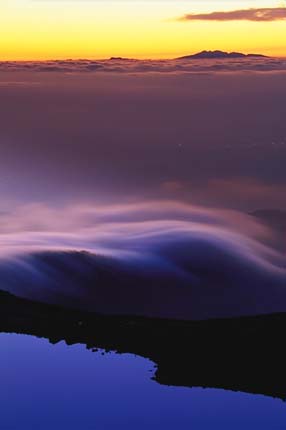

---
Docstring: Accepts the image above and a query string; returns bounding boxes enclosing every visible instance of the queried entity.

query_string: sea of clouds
[0,200,285,320]
[1,57,286,74]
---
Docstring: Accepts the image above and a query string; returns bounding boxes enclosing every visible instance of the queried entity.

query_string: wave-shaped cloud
[179,7,286,22]
[1,57,286,74]
[0,201,285,320]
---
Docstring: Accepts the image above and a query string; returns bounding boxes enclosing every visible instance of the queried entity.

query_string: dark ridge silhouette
[2,248,286,321]
[109,57,132,61]
[1,289,286,400]
[177,50,267,60]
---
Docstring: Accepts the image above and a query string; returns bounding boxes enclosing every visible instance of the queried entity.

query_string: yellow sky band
[0,0,285,60]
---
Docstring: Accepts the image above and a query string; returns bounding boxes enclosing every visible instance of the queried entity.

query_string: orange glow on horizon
[0,0,285,61]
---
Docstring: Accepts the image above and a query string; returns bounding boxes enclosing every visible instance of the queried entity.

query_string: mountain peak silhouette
[177,50,267,60]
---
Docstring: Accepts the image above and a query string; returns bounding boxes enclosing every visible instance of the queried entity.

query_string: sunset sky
[1,0,286,60]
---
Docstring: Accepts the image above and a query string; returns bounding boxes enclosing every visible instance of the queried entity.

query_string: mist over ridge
[0,200,285,320]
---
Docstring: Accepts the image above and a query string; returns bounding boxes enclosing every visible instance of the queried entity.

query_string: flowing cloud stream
[0,201,285,319]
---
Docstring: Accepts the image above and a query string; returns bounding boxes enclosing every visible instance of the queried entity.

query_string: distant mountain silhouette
[109,57,132,61]
[177,50,267,60]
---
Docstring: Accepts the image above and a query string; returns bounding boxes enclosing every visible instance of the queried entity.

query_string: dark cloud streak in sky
[179,7,286,22]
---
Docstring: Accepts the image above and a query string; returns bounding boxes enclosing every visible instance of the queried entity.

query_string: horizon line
[0,51,281,63]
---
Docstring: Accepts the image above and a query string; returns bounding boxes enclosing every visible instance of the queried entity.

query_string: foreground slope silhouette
[1,289,286,400]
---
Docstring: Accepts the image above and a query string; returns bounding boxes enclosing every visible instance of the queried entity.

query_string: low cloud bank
[0,201,285,320]
[1,57,286,74]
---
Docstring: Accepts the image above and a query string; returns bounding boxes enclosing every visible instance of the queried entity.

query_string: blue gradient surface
[0,333,285,429]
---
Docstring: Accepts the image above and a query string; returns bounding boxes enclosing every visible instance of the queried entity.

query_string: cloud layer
[180,7,286,22]
[0,201,285,320]
[1,56,286,74]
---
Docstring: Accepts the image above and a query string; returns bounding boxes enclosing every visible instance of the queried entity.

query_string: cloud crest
[180,7,286,22]
[0,201,285,320]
